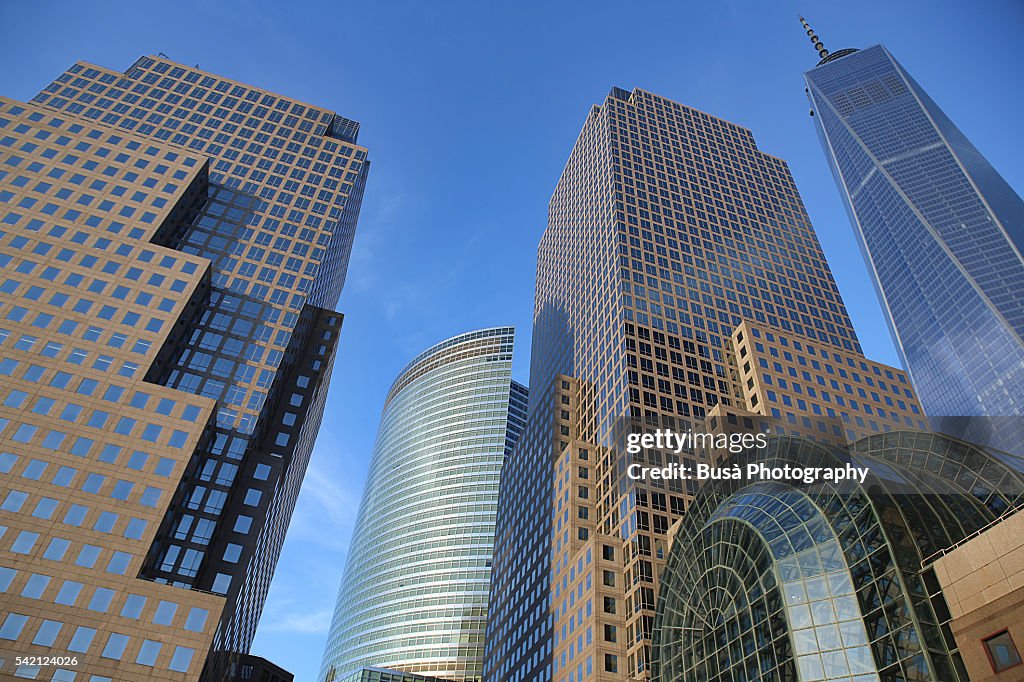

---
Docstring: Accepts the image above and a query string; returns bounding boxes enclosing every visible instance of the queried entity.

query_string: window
[82,473,106,493]
[23,459,47,479]
[88,588,114,612]
[153,600,177,626]
[984,630,1022,673]
[1,490,28,512]
[32,619,63,646]
[212,573,231,594]
[169,646,195,672]
[12,530,39,554]
[185,607,208,632]
[120,594,146,619]
[136,639,162,667]
[63,504,88,526]
[0,567,17,592]
[0,452,17,473]
[93,511,118,533]
[140,486,162,507]
[68,626,96,653]
[0,613,29,640]
[43,537,71,561]
[11,423,37,443]
[75,545,102,568]
[223,543,242,563]
[106,551,131,575]
[101,632,129,660]
[112,480,134,500]
[55,581,83,606]
[124,517,147,539]
[32,497,58,520]
[21,573,50,599]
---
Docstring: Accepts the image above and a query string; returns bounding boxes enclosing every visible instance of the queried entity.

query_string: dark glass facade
[24,55,370,675]
[805,45,1024,435]
[652,432,1024,682]
[221,653,294,682]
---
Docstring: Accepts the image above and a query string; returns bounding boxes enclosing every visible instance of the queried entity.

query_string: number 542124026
[15,656,79,667]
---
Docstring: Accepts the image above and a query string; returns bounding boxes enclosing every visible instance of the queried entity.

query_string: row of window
[4,527,131,575]
[0,566,207,630]
[0,445,164,506]
[1,486,147,539]
[0,612,195,671]
[0,396,191,447]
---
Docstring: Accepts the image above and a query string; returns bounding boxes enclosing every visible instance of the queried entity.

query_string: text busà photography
[0,1,1022,681]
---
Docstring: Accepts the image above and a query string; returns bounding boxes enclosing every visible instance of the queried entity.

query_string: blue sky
[2,1,1022,680]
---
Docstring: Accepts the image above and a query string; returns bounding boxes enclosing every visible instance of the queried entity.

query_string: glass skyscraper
[484,87,920,682]
[0,55,368,680]
[803,32,1024,433]
[320,328,527,682]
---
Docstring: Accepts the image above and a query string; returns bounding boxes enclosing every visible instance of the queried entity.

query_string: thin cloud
[289,432,363,552]
[259,606,334,635]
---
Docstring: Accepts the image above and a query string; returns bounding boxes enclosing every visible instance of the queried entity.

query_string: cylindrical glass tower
[319,327,527,682]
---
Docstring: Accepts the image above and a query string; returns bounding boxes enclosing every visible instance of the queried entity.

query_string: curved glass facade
[653,432,1024,682]
[319,328,527,682]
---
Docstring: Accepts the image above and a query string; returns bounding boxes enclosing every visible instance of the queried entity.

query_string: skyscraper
[484,87,921,682]
[801,19,1024,435]
[320,328,527,682]
[0,55,368,680]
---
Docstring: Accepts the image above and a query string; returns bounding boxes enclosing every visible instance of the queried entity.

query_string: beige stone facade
[0,97,225,678]
[932,511,1024,681]
[729,320,926,445]
[550,375,626,681]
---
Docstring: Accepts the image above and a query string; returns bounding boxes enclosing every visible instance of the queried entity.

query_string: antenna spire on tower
[800,16,830,61]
